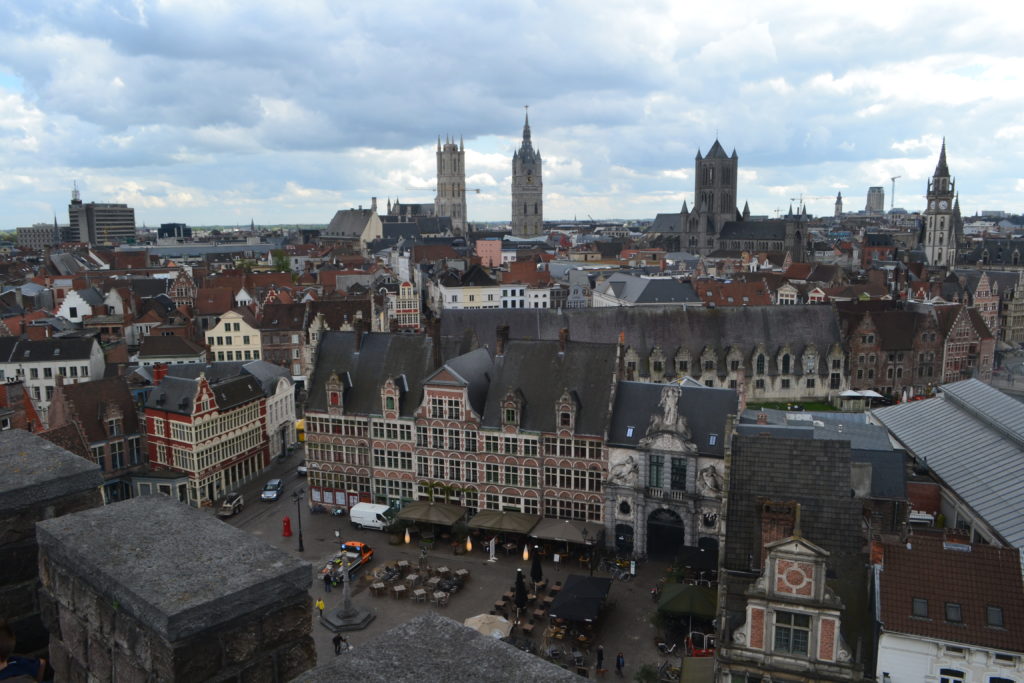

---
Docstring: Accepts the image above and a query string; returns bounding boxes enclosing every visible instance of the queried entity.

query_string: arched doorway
[614,523,634,556]
[647,508,685,559]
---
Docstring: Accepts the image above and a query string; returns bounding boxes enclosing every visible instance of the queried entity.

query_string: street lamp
[292,488,305,552]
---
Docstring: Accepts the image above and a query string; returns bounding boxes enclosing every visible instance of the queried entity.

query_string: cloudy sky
[2,1,1023,229]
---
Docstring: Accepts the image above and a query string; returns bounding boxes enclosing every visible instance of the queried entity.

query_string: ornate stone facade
[435,136,467,235]
[511,111,543,238]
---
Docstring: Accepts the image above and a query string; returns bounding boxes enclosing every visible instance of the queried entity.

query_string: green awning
[656,583,717,619]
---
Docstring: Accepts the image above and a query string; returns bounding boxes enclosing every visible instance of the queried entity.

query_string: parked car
[260,479,285,501]
[217,491,244,517]
[297,460,307,476]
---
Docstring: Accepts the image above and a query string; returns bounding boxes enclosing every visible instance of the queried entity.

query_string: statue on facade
[607,453,639,487]
[697,464,724,495]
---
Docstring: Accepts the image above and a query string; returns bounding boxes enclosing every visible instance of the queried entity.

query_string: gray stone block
[36,495,311,643]
[0,430,103,514]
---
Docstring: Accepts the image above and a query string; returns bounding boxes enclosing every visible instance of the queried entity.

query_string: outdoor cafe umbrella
[530,547,543,589]
[396,500,466,526]
[514,568,529,621]
[464,613,512,639]
[468,509,541,535]
[656,583,718,620]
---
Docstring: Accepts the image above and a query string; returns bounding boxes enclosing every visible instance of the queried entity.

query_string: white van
[349,503,395,531]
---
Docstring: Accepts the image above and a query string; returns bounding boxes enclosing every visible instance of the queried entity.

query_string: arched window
[781,354,791,374]
[756,354,765,375]
[385,396,395,411]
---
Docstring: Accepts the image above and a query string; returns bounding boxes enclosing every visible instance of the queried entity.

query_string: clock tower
[921,139,960,269]
[435,135,467,235]
[511,109,543,238]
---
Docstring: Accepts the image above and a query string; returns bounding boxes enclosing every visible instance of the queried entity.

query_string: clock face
[930,201,936,209]
[939,200,949,210]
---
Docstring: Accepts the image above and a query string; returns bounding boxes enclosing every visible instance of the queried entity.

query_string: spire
[934,137,949,178]
[742,201,750,219]
[459,135,464,151]
[437,136,441,151]
[787,203,793,216]
[522,106,531,142]
[836,191,842,200]
[681,200,689,214]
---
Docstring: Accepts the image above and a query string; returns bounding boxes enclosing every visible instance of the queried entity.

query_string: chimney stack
[152,363,168,385]
[558,328,569,354]
[496,325,510,357]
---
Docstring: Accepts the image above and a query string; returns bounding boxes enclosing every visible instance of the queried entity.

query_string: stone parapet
[36,495,314,682]
[0,430,103,656]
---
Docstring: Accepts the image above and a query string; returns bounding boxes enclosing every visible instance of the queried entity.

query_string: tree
[271,249,292,272]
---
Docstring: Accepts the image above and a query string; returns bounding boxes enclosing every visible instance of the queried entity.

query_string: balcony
[646,487,689,502]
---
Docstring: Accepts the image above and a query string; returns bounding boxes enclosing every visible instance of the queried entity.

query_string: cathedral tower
[511,110,543,238]
[921,139,960,269]
[435,135,467,235]
[834,192,843,218]
[686,140,738,254]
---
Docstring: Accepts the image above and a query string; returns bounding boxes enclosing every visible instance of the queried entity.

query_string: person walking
[615,652,624,678]
[332,633,347,655]
[315,598,325,617]
[595,645,605,675]
[323,573,332,593]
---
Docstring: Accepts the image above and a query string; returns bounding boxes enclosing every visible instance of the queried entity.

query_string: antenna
[890,176,901,211]
[71,180,80,202]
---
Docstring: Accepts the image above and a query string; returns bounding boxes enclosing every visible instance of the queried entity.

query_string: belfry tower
[511,109,543,237]
[435,135,467,235]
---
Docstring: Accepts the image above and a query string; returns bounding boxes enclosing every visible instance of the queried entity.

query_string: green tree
[271,249,292,272]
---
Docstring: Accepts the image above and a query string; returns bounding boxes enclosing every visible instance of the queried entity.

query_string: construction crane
[890,176,901,210]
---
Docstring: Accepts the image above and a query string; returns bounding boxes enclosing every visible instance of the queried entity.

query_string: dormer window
[329,391,340,406]
[560,412,571,427]
[988,605,1004,628]
[505,408,518,425]
[385,396,395,411]
[107,418,122,437]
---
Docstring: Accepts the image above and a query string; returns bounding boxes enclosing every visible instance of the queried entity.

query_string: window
[945,602,962,623]
[756,354,765,375]
[385,396,395,411]
[44,367,52,379]
[773,611,810,655]
[781,379,790,389]
[912,598,928,618]
[940,670,965,683]
[755,379,765,390]
[29,368,38,379]
[243,336,250,344]
[987,605,1004,628]
[806,378,815,388]
[560,412,571,427]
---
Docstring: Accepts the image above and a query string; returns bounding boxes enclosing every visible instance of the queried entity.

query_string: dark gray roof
[129,277,170,299]
[873,379,1024,550]
[481,340,617,436]
[434,347,492,417]
[645,213,683,234]
[210,375,264,411]
[958,239,1024,267]
[75,287,105,306]
[718,220,789,241]
[608,381,736,457]
[0,337,97,362]
[137,335,205,358]
[293,613,580,683]
[740,409,895,451]
[851,449,907,500]
[440,306,844,378]
[0,430,103,514]
[326,208,374,238]
[145,375,197,414]
[307,332,437,417]
[596,274,700,304]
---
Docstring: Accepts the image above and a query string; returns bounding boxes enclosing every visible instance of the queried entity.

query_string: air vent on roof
[943,542,971,553]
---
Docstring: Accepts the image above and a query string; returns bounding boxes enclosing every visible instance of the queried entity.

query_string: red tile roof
[195,288,235,316]
[879,532,1024,652]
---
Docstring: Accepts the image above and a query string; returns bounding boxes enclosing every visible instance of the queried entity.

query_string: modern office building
[68,187,136,245]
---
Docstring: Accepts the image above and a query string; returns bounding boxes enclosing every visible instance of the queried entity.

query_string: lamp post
[292,488,305,552]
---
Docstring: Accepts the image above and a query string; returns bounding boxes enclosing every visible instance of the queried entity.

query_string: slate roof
[145,375,197,414]
[878,532,1024,652]
[75,287,106,306]
[873,379,1024,551]
[260,302,307,331]
[607,381,737,457]
[0,337,97,363]
[293,613,580,683]
[718,220,788,241]
[957,238,1024,267]
[481,339,617,437]
[646,213,684,234]
[440,306,844,378]
[595,274,700,305]
[128,277,170,299]
[306,332,437,417]
[326,209,374,239]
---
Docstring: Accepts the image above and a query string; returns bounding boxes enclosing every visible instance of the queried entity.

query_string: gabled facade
[206,308,261,363]
[721,535,860,680]
[0,337,105,427]
[145,369,269,506]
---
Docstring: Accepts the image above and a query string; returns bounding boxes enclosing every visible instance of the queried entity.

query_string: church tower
[921,139,959,269]
[511,110,543,237]
[435,135,467,235]
[834,192,843,218]
[687,140,738,255]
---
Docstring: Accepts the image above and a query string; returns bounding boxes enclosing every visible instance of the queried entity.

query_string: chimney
[756,412,769,425]
[152,363,168,385]
[495,325,510,357]
[371,197,378,212]
[558,328,569,354]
